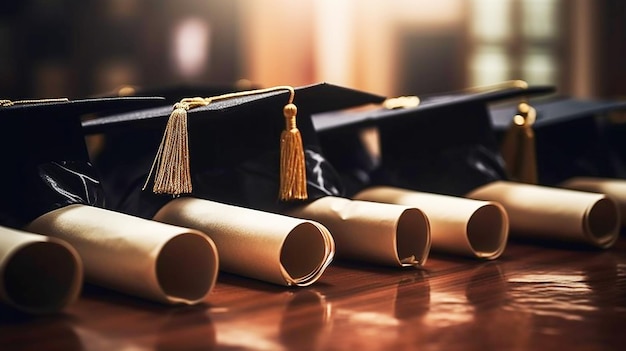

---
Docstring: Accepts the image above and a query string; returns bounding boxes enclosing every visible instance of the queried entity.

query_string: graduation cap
[0,96,164,227]
[313,81,555,197]
[0,96,223,304]
[84,83,385,218]
[490,96,626,185]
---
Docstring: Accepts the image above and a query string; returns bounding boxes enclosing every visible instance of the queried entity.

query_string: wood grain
[1,236,625,350]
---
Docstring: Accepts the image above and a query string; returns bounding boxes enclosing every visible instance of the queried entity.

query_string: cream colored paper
[0,226,82,314]
[467,181,619,248]
[286,196,431,267]
[153,198,335,286]
[26,204,218,305]
[353,186,508,259]
[561,177,626,225]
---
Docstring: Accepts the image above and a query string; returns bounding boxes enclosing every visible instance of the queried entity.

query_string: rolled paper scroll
[26,204,218,305]
[467,181,619,248]
[560,177,626,226]
[286,196,431,267]
[0,226,82,314]
[353,186,508,259]
[153,198,335,286]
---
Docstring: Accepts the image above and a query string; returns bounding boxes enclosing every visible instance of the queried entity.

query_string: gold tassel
[501,102,538,184]
[143,86,308,201]
[280,102,308,201]
[144,98,209,196]
[461,79,538,183]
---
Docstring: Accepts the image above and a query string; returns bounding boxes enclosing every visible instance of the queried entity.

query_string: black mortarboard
[490,96,626,185]
[313,81,555,197]
[0,97,224,305]
[83,83,385,218]
[0,97,164,228]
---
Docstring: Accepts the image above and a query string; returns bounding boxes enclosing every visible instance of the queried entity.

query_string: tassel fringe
[151,104,193,195]
[280,103,308,201]
[144,100,206,196]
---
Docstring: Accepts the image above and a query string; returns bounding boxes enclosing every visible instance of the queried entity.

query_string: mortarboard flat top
[0,96,164,119]
[489,96,626,129]
[313,84,554,133]
[83,83,386,134]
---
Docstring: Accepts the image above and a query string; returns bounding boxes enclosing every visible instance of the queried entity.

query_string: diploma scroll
[354,187,508,259]
[561,177,626,226]
[26,204,219,305]
[0,226,82,314]
[467,181,619,248]
[287,196,431,267]
[153,198,335,287]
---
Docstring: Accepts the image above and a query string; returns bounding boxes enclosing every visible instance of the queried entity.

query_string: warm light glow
[507,271,596,321]
[470,46,511,86]
[423,292,475,327]
[469,0,560,88]
[471,0,513,41]
[314,0,354,85]
[390,0,464,25]
[173,18,211,78]
[522,50,556,85]
[522,0,559,39]
[239,0,315,86]
[217,326,283,351]
[342,310,400,327]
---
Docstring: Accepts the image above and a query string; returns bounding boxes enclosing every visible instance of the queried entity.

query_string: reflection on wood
[1,237,625,350]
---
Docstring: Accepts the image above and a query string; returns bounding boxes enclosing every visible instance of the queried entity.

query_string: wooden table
[2,236,625,350]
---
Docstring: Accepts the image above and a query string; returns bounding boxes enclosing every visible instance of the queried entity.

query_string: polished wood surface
[2,236,626,351]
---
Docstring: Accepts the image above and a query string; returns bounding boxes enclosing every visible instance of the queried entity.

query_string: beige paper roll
[153,198,335,286]
[26,204,218,305]
[561,177,626,225]
[467,181,619,248]
[286,196,431,267]
[354,186,508,259]
[0,226,82,314]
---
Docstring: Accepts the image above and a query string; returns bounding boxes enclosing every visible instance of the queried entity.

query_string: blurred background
[1,0,624,99]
